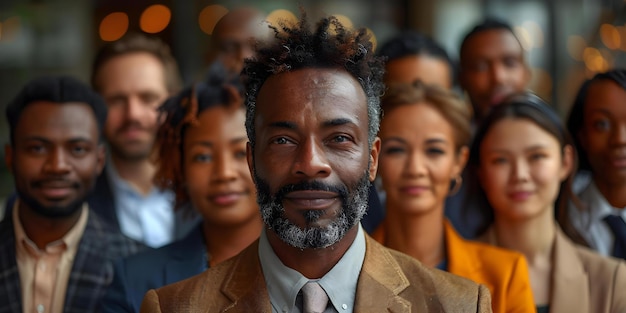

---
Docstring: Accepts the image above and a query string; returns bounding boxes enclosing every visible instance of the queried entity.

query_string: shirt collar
[13,199,89,255]
[582,181,622,219]
[258,224,366,313]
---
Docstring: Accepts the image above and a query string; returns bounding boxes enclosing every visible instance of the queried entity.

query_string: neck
[203,215,264,267]
[267,224,359,279]
[492,207,555,264]
[383,203,445,267]
[17,202,83,250]
[594,177,626,208]
[110,154,156,195]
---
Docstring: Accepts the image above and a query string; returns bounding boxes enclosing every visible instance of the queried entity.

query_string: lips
[209,192,246,206]
[507,191,533,202]
[283,190,339,210]
[36,181,76,199]
[400,185,429,196]
[609,155,626,169]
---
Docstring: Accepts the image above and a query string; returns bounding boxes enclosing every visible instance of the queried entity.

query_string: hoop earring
[448,175,463,196]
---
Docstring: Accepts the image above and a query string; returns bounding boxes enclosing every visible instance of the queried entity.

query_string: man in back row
[90,33,197,248]
[141,14,492,312]
[0,76,143,312]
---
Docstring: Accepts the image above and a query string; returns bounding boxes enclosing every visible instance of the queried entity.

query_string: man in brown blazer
[140,13,493,313]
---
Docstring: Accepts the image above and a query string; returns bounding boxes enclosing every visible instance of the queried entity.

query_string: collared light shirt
[13,200,88,313]
[107,161,175,248]
[258,224,366,313]
[570,179,626,256]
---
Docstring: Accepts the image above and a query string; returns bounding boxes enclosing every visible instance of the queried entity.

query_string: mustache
[115,121,149,134]
[31,179,80,189]
[273,180,349,204]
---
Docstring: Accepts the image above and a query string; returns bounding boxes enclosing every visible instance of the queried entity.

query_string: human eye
[383,146,405,155]
[529,152,547,162]
[330,134,354,144]
[273,137,292,145]
[489,156,508,165]
[503,56,521,68]
[70,144,91,156]
[192,153,212,163]
[471,61,489,72]
[592,118,611,132]
[27,144,46,155]
[234,149,247,160]
[426,147,445,156]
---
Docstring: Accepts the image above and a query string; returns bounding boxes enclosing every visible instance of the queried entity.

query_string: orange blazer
[372,220,535,313]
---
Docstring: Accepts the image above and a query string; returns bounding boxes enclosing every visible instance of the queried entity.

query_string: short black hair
[6,75,108,145]
[460,17,520,61]
[378,31,453,67]
[567,69,626,172]
[243,12,385,148]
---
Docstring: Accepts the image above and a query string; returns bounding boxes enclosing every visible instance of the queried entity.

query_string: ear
[560,144,575,181]
[95,144,106,175]
[4,144,12,173]
[452,146,469,179]
[368,137,381,182]
[246,141,255,180]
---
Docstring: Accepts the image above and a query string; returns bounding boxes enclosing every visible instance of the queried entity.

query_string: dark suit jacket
[141,234,493,313]
[101,223,205,313]
[0,207,145,313]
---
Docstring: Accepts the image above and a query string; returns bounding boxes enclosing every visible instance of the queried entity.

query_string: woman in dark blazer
[470,92,626,313]
[100,62,263,313]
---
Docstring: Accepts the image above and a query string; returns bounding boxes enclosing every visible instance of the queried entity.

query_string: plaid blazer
[0,207,145,313]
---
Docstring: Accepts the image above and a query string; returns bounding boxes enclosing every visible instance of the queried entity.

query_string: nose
[212,152,238,183]
[43,148,71,174]
[490,63,507,85]
[405,150,427,177]
[124,97,144,121]
[511,158,530,182]
[610,123,626,147]
[291,138,331,178]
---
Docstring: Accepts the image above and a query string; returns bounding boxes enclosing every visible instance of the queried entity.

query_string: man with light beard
[0,76,143,312]
[140,14,492,313]
[90,33,198,248]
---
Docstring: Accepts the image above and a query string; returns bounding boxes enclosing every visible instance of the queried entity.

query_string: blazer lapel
[219,241,272,313]
[355,235,442,313]
[550,228,590,313]
[0,218,23,313]
[444,221,494,291]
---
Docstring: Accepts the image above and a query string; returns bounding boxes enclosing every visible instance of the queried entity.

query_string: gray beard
[254,170,371,249]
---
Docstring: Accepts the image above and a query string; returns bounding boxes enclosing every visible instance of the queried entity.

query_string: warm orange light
[514,26,532,51]
[567,35,586,61]
[140,4,171,34]
[333,14,354,29]
[366,27,377,52]
[99,12,129,42]
[265,9,297,29]
[198,5,228,35]
[600,24,620,50]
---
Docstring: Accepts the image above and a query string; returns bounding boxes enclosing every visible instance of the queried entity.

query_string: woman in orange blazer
[373,81,535,313]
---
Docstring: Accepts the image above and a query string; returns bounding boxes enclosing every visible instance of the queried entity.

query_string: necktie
[603,214,626,259]
[301,282,329,313]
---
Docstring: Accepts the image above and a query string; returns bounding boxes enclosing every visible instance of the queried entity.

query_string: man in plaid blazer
[0,76,144,313]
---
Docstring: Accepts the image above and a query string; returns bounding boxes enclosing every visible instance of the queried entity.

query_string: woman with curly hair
[101,62,263,313]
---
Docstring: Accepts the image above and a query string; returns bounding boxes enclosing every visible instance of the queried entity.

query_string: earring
[448,175,463,196]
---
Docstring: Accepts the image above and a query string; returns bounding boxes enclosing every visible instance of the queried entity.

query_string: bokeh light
[0,16,21,42]
[365,27,377,52]
[514,26,532,51]
[567,35,586,61]
[140,4,171,34]
[600,24,621,50]
[99,12,129,41]
[198,5,228,35]
[265,9,297,29]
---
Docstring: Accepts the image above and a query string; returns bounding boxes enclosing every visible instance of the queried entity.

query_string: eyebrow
[487,144,549,154]
[23,136,93,144]
[323,118,355,128]
[269,118,357,130]
[589,108,612,116]
[188,136,248,148]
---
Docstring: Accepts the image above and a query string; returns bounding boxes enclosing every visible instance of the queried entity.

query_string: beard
[17,186,84,219]
[254,170,371,249]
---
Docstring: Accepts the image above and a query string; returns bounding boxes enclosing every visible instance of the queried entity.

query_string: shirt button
[342,304,348,310]
[37,304,44,312]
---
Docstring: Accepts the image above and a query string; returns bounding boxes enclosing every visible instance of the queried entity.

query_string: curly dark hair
[154,61,244,209]
[567,69,626,172]
[242,13,385,148]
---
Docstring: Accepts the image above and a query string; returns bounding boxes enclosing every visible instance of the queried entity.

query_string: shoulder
[364,237,491,312]
[575,245,626,280]
[84,211,146,258]
[462,239,527,269]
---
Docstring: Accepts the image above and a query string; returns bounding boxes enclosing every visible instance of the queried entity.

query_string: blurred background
[0,0,624,197]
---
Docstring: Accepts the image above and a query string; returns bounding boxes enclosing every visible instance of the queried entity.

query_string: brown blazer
[140,234,493,313]
[482,226,626,313]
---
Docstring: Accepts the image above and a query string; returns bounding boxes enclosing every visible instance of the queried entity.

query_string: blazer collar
[550,227,590,313]
[354,235,440,313]
[445,220,482,275]
[220,240,272,312]
[164,224,206,284]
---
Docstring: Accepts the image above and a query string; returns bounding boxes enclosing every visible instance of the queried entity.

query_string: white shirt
[570,177,626,256]
[107,161,175,248]
[258,224,366,313]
